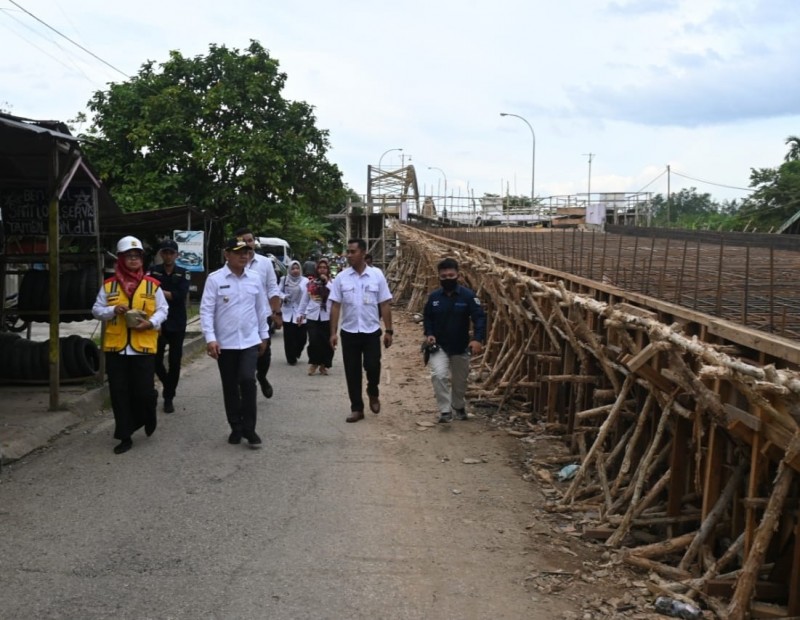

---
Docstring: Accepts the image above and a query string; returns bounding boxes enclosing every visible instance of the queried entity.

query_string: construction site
[356,164,800,619]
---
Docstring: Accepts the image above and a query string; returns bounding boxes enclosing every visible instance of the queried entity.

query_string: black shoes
[113,439,133,454]
[454,408,468,421]
[145,419,157,436]
[228,430,242,445]
[164,399,175,414]
[437,412,453,424]
[258,377,273,399]
[243,430,262,447]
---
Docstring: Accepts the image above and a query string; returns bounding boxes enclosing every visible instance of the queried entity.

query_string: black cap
[159,239,179,252]
[224,237,249,252]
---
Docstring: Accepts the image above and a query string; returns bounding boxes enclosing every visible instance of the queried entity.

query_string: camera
[420,341,440,365]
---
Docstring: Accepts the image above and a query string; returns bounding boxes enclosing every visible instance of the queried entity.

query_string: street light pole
[378,148,403,169]
[428,166,447,215]
[500,112,536,208]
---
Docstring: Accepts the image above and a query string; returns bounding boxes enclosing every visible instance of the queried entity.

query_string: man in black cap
[200,236,270,447]
[148,238,190,413]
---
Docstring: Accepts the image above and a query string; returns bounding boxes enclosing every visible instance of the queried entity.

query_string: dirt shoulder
[379,308,674,620]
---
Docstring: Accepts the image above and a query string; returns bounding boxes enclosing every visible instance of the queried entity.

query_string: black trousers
[282,321,308,365]
[217,345,259,433]
[340,329,382,413]
[105,352,157,441]
[256,342,271,381]
[154,329,185,400]
[307,319,334,368]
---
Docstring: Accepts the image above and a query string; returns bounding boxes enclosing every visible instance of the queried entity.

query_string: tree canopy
[79,41,347,258]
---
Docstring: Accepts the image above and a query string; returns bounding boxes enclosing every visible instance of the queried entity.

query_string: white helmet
[117,235,143,253]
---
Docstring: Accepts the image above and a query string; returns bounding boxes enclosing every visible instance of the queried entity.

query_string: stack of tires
[17,266,99,322]
[0,332,100,381]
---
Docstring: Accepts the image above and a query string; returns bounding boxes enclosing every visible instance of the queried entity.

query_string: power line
[7,0,129,79]
[635,168,667,193]
[671,169,754,192]
[1,7,94,83]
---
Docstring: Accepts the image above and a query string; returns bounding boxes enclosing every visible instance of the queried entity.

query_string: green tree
[80,41,347,261]
[785,135,800,162]
[737,160,800,231]
[649,187,726,227]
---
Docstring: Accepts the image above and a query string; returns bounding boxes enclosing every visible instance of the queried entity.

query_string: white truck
[256,236,292,268]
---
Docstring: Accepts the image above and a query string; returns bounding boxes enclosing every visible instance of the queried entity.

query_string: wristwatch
[385,329,394,335]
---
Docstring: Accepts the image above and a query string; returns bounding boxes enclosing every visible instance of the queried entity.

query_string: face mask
[440,278,458,292]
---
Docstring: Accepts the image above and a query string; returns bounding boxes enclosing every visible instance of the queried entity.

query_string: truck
[256,236,292,268]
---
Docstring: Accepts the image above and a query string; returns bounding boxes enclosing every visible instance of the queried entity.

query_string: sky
[1,0,798,207]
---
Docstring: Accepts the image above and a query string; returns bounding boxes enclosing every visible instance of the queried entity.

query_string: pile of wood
[388,224,800,619]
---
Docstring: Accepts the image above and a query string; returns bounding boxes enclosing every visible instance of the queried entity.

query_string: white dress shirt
[200,264,270,349]
[279,275,309,323]
[248,253,281,300]
[329,266,392,333]
[298,281,332,321]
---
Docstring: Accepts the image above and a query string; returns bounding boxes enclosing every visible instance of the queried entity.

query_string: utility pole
[582,152,595,208]
[667,164,671,227]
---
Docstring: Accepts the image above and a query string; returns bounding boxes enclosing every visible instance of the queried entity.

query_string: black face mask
[440,278,458,292]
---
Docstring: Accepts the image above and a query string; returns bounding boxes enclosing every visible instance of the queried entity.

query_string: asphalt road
[0,333,554,620]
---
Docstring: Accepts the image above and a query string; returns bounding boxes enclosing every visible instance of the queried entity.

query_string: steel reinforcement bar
[406,224,800,341]
[388,224,800,619]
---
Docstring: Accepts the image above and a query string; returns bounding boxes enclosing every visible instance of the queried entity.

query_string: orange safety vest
[102,276,160,353]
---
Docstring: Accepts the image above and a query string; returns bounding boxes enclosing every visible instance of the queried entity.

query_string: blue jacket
[423,285,486,355]
[148,264,189,332]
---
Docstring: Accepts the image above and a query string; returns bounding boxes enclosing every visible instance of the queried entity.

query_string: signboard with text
[1,186,97,236]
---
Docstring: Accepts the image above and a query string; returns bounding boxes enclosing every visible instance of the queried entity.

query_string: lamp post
[428,166,447,215]
[378,147,403,169]
[500,112,536,208]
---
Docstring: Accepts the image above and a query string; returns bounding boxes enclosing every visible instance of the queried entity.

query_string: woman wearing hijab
[279,260,309,365]
[297,258,334,375]
[92,236,168,454]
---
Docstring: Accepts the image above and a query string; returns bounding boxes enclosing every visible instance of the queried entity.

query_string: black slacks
[105,352,157,440]
[155,329,185,400]
[282,321,307,365]
[340,329,382,413]
[256,343,271,381]
[217,345,259,433]
[307,319,334,368]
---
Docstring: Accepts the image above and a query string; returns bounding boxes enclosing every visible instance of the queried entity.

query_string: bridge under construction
[385,221,800,620]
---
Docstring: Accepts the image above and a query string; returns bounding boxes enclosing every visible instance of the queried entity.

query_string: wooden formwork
[388,224,800,619]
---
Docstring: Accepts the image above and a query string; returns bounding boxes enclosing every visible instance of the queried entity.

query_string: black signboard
[1,186,97,236]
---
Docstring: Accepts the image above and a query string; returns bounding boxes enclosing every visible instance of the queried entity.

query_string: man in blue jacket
[149,239,190,413]
[423,257,486,423]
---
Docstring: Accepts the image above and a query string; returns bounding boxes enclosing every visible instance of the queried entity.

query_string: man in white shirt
[329,238,393,423]
[235,227,283,399]
[200,237,271,446]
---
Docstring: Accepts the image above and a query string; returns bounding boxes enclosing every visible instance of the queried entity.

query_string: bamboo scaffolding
[388,224,800,616]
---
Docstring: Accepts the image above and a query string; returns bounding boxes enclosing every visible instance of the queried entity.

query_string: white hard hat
[117,235,143,253]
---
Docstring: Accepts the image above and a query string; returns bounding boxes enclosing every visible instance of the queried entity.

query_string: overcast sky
[2,0,797,205]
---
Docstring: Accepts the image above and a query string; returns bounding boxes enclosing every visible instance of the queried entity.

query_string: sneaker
[164,399,175,414]
[228,431,242,445]
[243,430,262,448]
[258,377,273,399]
[437,412,452,424]
[454,408,468,421]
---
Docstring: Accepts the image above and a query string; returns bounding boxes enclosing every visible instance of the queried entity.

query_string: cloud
[606,0,680,15]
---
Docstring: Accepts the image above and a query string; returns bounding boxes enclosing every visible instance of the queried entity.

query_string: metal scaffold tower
[345,165,420,268]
